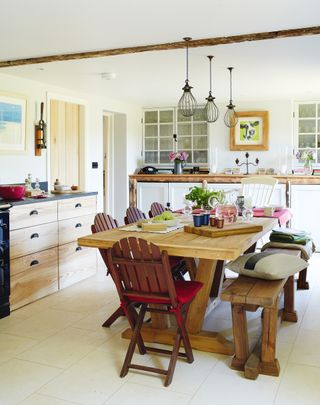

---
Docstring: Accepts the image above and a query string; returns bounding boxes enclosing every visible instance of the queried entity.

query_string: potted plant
[184,186,225,209]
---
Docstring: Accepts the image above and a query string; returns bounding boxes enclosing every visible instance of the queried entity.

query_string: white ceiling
[1,0,320,106]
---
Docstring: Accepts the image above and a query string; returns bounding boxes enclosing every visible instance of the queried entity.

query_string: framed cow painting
[230,111,269,151]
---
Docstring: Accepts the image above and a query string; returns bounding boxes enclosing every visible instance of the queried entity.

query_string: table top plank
[78,217,277,261]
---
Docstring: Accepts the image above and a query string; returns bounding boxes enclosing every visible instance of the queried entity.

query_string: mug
[193,214,203,227]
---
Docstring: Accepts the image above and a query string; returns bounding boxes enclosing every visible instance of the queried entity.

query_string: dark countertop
[1,191,98,206]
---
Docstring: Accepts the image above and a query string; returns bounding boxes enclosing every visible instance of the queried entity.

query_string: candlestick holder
[235,152,259,175]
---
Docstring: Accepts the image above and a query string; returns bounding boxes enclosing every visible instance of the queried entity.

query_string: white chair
[241,176,278,207]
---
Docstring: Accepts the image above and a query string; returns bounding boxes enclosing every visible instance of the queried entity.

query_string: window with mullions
[143,107,208,165]
[295,102,320,163]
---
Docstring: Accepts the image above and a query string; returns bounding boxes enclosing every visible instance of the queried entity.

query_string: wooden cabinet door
[50,99,80,187]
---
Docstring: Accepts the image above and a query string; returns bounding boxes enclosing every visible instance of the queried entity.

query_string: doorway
[103,113,113,214]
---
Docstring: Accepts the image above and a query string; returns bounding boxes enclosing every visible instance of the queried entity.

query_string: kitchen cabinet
[290,185,320,249]
[10,194,97,310]
[137,182,169,214]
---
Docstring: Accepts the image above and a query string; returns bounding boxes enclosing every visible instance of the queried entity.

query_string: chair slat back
[149,202,165,218]
[94,213,118,232]
[125,207,146,224]
[241,176,278,207]
[106,237,178,306]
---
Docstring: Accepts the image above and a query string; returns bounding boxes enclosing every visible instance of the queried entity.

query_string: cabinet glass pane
[159,110,173,123]
[145,111,158,123]
[318,134,320,148]
[193,108,206,122]
[299,119,316,133]
[177,123,192,136]
[193,123,207,135]
[299,104,316,118]
[318,105,320,117]
[318,150,320,163]
[177,109,191,122]
[298,135,316,148]
[160,151,171,163]
[178,137,192,149]
[193,136,208,149]
[160,124,173,137]
[145,125,158,137]
[193,151,208,163]
[145,151,158,163]
[145,138,158,150]
[160,138,172,150]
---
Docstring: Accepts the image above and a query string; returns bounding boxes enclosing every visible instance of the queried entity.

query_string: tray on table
[184,222,263,238]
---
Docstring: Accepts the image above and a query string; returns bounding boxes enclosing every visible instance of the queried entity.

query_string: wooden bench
[221,249,300,380]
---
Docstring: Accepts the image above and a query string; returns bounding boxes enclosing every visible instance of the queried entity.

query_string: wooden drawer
[10,222,58,259]
[58,214,94,245]
[10,248,58,310]
[59,241,97,289]
[58,196,96,220]
[10,201,57,230]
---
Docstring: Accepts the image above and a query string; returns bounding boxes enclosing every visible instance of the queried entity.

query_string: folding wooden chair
[106,237,203,386]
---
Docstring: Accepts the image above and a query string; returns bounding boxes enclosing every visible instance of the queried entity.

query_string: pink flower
[169,151,189,162]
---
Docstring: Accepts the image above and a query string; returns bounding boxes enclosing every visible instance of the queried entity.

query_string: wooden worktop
[129,173,320,185]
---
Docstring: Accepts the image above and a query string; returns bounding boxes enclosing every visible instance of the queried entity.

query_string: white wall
[209,100,293,173]
[0,72,142,218]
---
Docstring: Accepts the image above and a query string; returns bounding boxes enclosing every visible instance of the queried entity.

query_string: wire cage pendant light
[224,67,238,128]
[178,37,197,117]
[204,55,219,123]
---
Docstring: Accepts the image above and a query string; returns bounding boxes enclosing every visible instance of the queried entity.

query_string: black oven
[0,210,10,319]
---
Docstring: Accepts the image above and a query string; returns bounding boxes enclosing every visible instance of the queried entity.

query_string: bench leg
[297,268,309,290]
[282,275,298,323]
[230,304,249,371]
[260,299,280,377]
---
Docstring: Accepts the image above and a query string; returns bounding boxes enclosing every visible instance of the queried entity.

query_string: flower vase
[173,160,183,174]
[304,161,313,176]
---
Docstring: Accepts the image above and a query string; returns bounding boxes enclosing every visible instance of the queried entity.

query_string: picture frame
[230,111,269,151]
[0,94,26,153]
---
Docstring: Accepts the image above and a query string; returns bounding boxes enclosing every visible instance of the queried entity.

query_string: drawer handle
[30,210,38,216]
[75,223,82,228]
[75,203,82,208]
[30,233,39,239]
[75,246,82,252]
[30,260,39,266]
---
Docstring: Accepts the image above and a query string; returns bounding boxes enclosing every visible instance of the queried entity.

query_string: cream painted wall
[209,100,293,173]
[0,72,142,217]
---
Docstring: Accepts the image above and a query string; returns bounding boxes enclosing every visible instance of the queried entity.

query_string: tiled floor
[1,254,320,405]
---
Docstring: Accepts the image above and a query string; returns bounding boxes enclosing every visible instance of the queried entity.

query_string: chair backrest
[241,176,278,207]
[125,207,146,224]
[93,213,118,233]
[149,202,165,218]
[106,237,178,307]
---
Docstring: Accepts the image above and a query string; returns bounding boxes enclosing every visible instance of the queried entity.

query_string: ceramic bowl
[0,185,25,200]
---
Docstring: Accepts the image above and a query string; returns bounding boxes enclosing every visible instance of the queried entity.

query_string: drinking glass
[242,207,254,222]
[182,201,193,217]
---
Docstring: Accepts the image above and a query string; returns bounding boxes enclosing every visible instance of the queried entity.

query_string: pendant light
[178,37,197,117]
[204,55,219,123]
[224,67,238,128]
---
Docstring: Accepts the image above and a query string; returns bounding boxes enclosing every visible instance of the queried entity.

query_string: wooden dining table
[78,217,277,355]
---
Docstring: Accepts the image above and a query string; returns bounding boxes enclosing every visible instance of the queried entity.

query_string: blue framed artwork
[0,95,26,152]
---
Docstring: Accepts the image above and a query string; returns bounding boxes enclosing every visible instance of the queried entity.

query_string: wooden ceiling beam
[1,25,320,68]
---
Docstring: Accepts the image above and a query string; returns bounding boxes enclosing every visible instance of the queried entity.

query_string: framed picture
[230,111,269,151]
[0,94,26,153]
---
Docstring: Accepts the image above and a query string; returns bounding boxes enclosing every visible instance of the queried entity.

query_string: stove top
[0,203,12,211]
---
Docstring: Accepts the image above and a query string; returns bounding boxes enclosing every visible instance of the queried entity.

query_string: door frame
[103,112,115,216]
[46,92,87,190]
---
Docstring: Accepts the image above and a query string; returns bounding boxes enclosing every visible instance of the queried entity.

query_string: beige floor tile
[274,363,320,405]
[16,326,113,369]
[3,309,85,340]
[104,382,191,405]
[38,349,128,404]
[0,358,61,405]
[0,332,37,365]
[288,329,320,368]
[20,393,80,405]
[189,357,280,405]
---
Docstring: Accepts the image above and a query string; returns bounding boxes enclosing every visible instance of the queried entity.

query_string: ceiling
[1,0,320,106]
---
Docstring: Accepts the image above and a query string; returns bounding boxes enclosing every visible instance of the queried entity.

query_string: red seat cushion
[126,280,203,305]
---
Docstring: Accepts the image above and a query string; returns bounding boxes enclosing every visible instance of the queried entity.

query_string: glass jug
[208,190,238,223]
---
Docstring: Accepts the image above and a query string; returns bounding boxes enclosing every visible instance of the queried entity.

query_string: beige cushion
[226,252,308,280]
